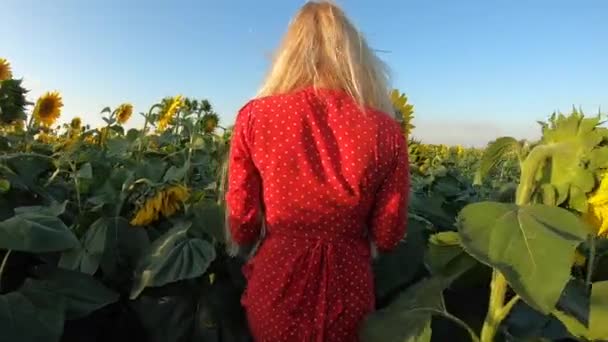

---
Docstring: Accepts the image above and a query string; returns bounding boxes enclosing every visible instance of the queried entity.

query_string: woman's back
[226,86,409,341]
[225,1,410,340]
[237,86,405,243]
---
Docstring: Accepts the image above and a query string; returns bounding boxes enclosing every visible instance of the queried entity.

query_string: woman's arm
[369,132,410,253]
[225,103,264,247]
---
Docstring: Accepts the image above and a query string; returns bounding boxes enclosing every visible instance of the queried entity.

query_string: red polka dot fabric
[226,86,410,341]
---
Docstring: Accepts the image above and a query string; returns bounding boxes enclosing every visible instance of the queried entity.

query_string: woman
[225,1,409,341]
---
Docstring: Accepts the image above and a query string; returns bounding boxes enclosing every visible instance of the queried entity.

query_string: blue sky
[3,0,607,146]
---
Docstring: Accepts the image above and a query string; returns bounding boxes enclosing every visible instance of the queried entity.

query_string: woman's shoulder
[237,91,296,111]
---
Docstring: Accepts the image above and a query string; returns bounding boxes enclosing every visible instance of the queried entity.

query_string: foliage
[362,108,608,342]
[2,57,608,342]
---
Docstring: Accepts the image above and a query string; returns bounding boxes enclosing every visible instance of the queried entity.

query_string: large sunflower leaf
[457,202,589,314]
[0,153,54,190]
[0,290,65,342]
[59,217,108,274]
[23,265,119,320]
[474,137,521,185]
[555,281,608,340]
[373,216,428,300]
[130,221,216,299]
[359,277,445,342]
[0,211,79,252]
[425,231,478,283]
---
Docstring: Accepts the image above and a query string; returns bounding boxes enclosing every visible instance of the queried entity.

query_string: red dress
[226,87,409,342]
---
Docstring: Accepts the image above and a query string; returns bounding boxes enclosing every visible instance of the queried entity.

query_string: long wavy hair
[257,0,393,114]
[223,0,389,258]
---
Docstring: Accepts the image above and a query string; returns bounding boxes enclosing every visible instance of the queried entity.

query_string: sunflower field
[1,57,608,342]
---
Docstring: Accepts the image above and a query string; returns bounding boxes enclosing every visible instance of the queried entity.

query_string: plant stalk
[586,234,596,287]
[480,143,550,341]
[480,271,509,342]
[515,144,559,206]
[0,249,12,292]
[410,308,480,342]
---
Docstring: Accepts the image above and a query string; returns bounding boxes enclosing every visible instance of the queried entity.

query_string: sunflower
[0,58,12,81]
[583,174,608,236]
[116,103,133,124]
[453,145,465,157]
[36,132,59,144]
[33,91,63,127]
[70,117,82,130]
[202,113,219,133]
[130,184,190,226]
[157,95,184,132]
[390,89,415,137]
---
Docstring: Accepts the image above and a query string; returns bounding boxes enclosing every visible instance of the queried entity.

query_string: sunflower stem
[408,308,480,342]
[72,163,83,214]
[515,144,560,206]
[0,249,12,292]
[586,234,596,287]
[24,109,37,152]
[480,271,509,342]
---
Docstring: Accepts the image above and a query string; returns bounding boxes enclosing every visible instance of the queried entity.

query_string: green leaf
[59,217,108,274]
[106,137,130,156]
[163,165,187,182]
[23,266,119,320]
[589,281,608,338]
[0,211,79,252]
[13,200,67,216]
[425,231,478,283]
[1,153,54,189]
[561,281,608,340]
[0,178,10,193]
[190,199,226,243]
[130,222,216,299]
[134,158,167,183]
[474,137,521,185]
[590,146,608,170]
[76,162,93,179]
[373,216,428,300]
[360,277,445,342]
[457,202,589,314]
[0,291,65,342]
[100,217,150,281]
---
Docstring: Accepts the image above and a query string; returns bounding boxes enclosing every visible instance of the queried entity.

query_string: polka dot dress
[226,86,410,342]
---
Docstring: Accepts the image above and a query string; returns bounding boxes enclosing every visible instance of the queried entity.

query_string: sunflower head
[70,117,82,130]
[0,58,12,81]
[583,174,608,237]
[34,91,63,127]
[202,113,219,133]
[390,89,415,137]
[130,184,190,226]
[157,95,184,132]
[116,103,133,124]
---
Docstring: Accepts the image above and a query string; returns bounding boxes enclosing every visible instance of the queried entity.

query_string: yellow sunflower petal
[0,58,13,81]
[116,103,133,125]
[34,91,63,127]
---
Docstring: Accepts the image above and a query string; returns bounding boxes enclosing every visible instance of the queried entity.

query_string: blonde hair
[257,0,393,114]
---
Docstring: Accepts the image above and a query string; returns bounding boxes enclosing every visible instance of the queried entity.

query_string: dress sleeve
[369,131,410,253]
[225,102,263,246]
